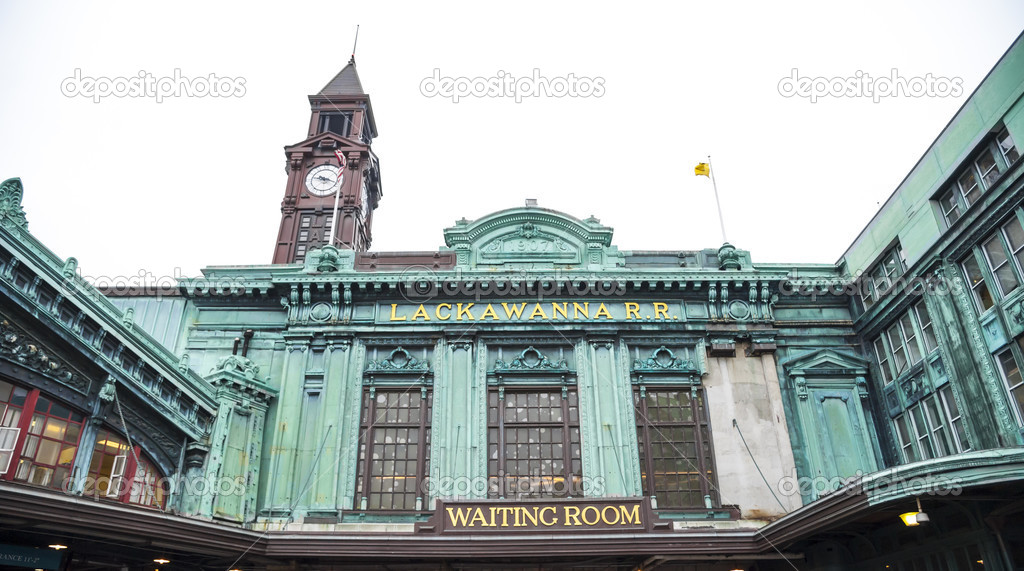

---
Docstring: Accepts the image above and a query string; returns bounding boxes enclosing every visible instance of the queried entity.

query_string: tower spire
[271,57,381,264]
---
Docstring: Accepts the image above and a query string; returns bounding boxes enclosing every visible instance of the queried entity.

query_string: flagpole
[329,182,342,247]
[707,155,728,243]
[329,149,346,247]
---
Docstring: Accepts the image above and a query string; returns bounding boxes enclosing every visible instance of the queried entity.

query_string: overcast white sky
[1,1,1023,283]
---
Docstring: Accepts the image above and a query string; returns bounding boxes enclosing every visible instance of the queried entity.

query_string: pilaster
[260,337,310,518]
[938,262,1018,447]
[429,335,482,501]
[203,354,276,523]
[576,336,639,497]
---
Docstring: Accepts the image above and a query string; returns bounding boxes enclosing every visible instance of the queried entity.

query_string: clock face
[304,164,343,197]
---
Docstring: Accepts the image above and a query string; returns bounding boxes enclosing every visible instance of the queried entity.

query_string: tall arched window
[84,428,167,509]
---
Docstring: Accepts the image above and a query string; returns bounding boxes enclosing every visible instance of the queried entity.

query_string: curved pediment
[442,207,624,270]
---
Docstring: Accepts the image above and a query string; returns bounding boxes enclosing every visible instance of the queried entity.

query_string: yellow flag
[695,163,710,177]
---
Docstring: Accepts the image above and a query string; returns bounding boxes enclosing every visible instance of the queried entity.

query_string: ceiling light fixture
[899,497,930,526]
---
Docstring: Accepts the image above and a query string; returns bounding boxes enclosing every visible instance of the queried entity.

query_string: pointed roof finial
[319,25,362,95]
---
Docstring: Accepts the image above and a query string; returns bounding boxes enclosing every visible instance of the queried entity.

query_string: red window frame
[10,392,85,490]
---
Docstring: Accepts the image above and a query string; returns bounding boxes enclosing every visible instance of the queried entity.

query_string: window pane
[958,169,981,206]
[34,440,60,466]
[939,189,961,226]
[10,387,27,407]
[911,406,934,460]
[14,398,83,491]
[1009,382,1024,426]
[635,389,714,508]
[984,234,1019,296]
[860,279,876,308]
[962,256,994,311]
[872,265,890,292]
[900,314,922,365]
[925,396,950,456]
[975,149,1001,188]
[489,389,582,500]
[874,338,893,383]
[1004,217,1024,283]
[357,388,431,510]
[938,386,967,452]
[999,128,1019,165]
[895,415,918,462]
[914,302,937,353]
[888,324,908,376]
[998,350,1023,388]
[1001,342,1024,426]
[883,251,901,280]
[129,456,167,509]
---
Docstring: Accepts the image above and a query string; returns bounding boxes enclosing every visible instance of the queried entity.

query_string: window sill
[341,511,433,524]
[652,505,741,520]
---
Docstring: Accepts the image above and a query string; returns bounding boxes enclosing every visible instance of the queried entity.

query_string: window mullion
[497,389,505,498]
[692,390,709,502]
[561,390,572,497]
[640,392,654,497]
[361,391,375,508]
[417,388,428,507]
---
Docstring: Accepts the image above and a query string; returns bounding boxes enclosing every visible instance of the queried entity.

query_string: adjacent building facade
[1,41,1024,571]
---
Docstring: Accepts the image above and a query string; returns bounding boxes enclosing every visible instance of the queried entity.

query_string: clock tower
[272,57,382,263]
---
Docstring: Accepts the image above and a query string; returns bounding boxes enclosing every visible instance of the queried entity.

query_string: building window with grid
[84,427,167,509]
[355,387,432,511]
[129,454,167,509]
[994,337,1024,426]
[893,386,968,462]
[86,427,129,498]
[962,213,1024,312]
[858,245,907,309]
[295,213,333,261]
[12,394,84,489]
[634,387,717,509]
[938,127,1020,227]
[998,127,1020,165]
[2,381,88,490]
[872,300,936,383]
[487,388,582,499]
[962,254,996,312]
